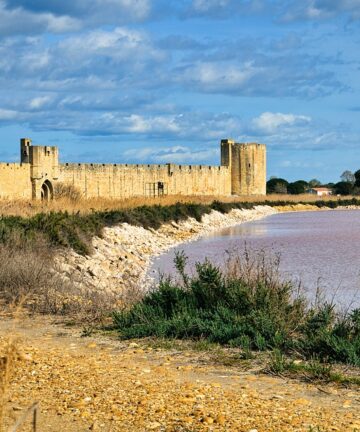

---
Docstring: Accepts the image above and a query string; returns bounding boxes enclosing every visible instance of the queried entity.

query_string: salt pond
[150,209,360,309]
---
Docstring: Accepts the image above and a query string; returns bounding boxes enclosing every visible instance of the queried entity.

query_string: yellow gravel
[1,317,359,432]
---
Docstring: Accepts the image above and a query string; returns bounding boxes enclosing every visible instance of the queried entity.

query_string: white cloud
[252,112,311,134]
[57,27,164,65]
[0,1,80,35]
[123,145,218,164]
[29,95,52,110]
[192,0,230,12]
[87,0,151,23]
[89,112,236,138]
[178,61,262,93]
[0,0,150,35]
[0,108,17,120]
[185,0,265,18]
[281,0,360,22]
[120,114,181,134]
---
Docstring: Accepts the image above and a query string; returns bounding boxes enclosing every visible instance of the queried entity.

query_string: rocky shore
[56,205,277,297]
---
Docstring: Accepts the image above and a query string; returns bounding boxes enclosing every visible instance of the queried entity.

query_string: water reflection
[217,223,270,238]
[150,209,360,309]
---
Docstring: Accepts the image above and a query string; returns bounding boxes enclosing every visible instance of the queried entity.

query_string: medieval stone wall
[59,163,231,198]
[0,138,266,200]
[0,163,32,199]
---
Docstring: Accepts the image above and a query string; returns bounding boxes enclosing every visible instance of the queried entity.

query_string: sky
[0,0,359,182]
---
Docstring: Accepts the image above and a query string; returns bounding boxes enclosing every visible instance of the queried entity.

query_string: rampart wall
[59,163,231,198]
[0,163,32,199]
[0,138,266,200]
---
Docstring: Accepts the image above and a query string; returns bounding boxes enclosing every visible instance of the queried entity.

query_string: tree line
[267,170,360,195]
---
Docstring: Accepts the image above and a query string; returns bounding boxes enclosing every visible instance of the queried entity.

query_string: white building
[306,187,333,196]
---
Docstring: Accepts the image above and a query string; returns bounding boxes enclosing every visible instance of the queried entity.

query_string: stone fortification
[221,139,266,195]
[0,138,266,199]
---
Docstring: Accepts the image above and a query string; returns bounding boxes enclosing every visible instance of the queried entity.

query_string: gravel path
[1,317,359,432]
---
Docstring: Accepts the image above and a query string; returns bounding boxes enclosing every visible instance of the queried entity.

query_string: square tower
[221,139,266,195]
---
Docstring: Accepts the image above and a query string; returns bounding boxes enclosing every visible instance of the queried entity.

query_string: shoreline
[56,205,278,296]
[55,203,360,297]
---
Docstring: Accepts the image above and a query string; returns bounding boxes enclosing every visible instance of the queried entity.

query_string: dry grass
[53,182,82,201]
[0,336,17,432]
[0,308,40,432]
[0,237,118,324]
[0,194,353,217]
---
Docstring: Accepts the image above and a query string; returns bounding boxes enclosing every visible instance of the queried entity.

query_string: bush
[114,251,360,366]
[54,182,82,201]
[114,250,306,349]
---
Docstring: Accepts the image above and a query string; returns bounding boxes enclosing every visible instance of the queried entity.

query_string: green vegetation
[287,180,308,195]
[267,169,360,195]
[266,177,289,194]
[267,352,360,385]
[1,198,360,254]
[114,251,360,367]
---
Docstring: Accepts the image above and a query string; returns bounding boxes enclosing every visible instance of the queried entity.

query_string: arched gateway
[41,180,53,201]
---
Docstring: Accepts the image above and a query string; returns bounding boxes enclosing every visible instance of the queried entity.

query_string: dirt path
[1,317,359,432]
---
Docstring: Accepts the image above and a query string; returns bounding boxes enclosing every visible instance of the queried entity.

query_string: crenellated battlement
[0,138,265,200]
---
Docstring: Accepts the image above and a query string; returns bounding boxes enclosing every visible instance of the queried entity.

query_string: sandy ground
[1,316,359,432]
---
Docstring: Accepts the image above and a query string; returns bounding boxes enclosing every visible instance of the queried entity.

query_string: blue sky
[0,0,359,182]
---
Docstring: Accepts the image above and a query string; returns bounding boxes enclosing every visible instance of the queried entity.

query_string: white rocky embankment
[56,205,278,296]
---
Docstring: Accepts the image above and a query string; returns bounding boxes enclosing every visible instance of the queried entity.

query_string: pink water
[150,210,360,308]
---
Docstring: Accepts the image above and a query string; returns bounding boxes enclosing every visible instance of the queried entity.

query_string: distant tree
[340,170,355,184]
[274,183,288,194]
[355,170,360,187]
[287,180,308,195]
[308,178,321,187]
[334,181,353,196]
[353,186,360,196]
[266,178,289,194]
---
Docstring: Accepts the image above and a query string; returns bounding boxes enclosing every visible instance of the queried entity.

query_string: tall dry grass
[0,194,353,217]
[0,235,119,323]
[0,308,40,432]
[0,337,17,432]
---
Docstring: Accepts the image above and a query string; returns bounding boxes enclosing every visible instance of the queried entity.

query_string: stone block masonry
[0,138,266,200]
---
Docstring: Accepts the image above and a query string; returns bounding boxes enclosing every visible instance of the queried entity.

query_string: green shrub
[114,251,360,366]
[114,250,306,348]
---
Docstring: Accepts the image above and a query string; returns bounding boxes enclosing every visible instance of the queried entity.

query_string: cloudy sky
[0,0,359,182]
